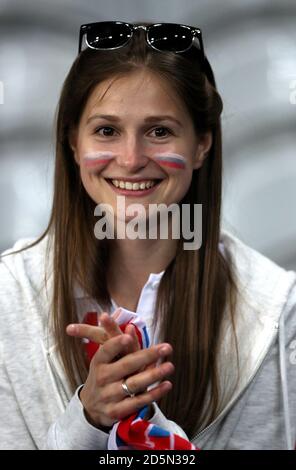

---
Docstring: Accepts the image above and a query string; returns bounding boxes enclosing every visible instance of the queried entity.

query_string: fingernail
[66,324,78,334]
[162,381,172,391]
[159,346,170,356]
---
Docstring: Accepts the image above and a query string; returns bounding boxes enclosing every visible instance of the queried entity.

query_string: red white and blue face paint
[83,151,117,169]
[82,151,186,172]
[152,153,186,170]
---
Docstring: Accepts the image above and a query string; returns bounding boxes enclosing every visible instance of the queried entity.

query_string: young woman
[0,22,295,450]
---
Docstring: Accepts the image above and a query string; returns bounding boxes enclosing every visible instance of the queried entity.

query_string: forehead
[82,69,189,119]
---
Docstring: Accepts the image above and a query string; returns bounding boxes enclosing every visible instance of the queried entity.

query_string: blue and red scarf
[83,310,197,451]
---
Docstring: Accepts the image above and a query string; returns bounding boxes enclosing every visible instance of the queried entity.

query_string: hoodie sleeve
[0,350,109,450]
[45,388,188,449]
[0,342,37,450]
[45,386,109,450]
[0,247,109,451]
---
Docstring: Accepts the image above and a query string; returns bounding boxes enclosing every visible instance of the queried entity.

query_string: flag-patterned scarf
[83,310,197,451]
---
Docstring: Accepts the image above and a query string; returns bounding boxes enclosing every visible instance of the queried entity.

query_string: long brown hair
[7,26,239,438]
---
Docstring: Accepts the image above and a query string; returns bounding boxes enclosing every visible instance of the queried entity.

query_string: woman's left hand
[66,308,141,356]
[66,309,158,422]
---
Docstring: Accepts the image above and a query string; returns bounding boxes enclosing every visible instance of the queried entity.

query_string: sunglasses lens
[86,22,131,49]
[148,24,192,52]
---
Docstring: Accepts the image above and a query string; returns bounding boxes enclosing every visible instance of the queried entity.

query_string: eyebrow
[86,114,183,127]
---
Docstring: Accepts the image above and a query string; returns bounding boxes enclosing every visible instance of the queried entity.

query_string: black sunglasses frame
[78,21,205,61]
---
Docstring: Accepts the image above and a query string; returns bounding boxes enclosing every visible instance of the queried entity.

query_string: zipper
[192,367,256,443]
[192,322,279,444]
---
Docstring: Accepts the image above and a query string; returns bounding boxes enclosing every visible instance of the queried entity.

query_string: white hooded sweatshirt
[0,230,295,450]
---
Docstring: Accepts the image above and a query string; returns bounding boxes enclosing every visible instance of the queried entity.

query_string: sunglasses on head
[78,21,205,61]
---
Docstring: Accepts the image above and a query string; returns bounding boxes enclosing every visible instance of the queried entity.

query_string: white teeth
[110,179,158,190]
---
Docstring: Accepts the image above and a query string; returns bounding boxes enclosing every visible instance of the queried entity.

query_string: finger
[105,343,173,382]
[124,361,174,396]
[144,355,163,371]
[94,334,133,364]
[100,313,141,356]
[101,360,174,402]
[66,323,108,344]
[100,312,123,338]
[124,324,146,371]
[124,324,140,354]
[107,381,172,422]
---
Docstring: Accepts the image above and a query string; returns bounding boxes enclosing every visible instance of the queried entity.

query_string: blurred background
[0,0,295,269]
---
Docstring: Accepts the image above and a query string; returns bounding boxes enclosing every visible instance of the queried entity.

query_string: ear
[193,131,213,170]
[69,127,80,165]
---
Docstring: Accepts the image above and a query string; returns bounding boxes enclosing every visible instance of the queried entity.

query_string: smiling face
[70,69,212,221]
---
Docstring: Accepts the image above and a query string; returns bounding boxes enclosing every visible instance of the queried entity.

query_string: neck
[107,237,177,310]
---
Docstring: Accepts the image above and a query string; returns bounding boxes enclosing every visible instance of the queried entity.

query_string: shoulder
[0,235,51,283]
[0,235,53,329]
[220,229,296,312]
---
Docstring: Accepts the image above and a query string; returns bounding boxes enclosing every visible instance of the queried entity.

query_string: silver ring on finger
[121,379,135,398]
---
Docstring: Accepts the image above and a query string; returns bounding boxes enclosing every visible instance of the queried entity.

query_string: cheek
[165,169,193,204]
[178,170,193,193]
[79,162,106,204]
[82,151,117,171]
[152,152,187,170]
[79,168,94,195]
[151,152,192,186]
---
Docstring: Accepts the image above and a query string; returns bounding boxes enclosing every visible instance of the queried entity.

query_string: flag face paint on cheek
[83,151,116,169]
[153,153,186,170]
[82,151,186,171]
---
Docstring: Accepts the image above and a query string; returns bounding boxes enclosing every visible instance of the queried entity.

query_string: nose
[116,135,149,172]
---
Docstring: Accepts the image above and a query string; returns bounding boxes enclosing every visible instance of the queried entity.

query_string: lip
[105,178,162,197]
[106,177,163,182]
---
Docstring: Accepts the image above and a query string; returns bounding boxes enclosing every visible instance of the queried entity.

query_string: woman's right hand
[66,315,174,429]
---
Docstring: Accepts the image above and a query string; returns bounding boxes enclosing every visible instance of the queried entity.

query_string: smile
[105,178,162,196]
